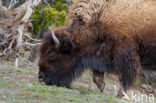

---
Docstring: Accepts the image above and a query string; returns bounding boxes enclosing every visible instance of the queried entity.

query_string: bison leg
[114,39,141,98]
[92,70,105,92]
[117,76,130,100]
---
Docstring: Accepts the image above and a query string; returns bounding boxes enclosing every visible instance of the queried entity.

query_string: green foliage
[135,78,141,84]
[51,0,69,11]
[72,0,77,3]
[31,0,69,38]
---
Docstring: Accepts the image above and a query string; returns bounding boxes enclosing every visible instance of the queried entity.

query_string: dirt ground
[0,59,155,103]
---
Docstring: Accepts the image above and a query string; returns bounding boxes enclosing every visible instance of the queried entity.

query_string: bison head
[38,27,112,89]
[38,28,78,88]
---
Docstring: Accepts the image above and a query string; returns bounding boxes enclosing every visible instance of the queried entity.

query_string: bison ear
[59,37,75,54]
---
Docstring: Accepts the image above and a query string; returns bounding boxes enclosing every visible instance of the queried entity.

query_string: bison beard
[39,55,112,88]
[38,0,156,98]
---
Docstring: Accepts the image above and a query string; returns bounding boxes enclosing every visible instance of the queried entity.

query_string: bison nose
[99,83,105,92]
[38,72,43,82]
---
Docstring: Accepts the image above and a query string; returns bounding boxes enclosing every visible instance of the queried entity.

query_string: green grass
[0,60,131,103]
[0,81,14,87]
[2,60,37,75]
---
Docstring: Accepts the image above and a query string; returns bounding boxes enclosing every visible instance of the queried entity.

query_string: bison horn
[51,30,60,48]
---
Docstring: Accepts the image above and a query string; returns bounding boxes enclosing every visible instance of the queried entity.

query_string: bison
[38,0,156,98]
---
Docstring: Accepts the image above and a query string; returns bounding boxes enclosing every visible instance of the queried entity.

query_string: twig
[8,0,14,9]
[0,41,7,45]
[32,0,42,8]
[8,0,20,10]
[8,36,15,49]
[43,0,50,7]
[15,57,19,67]
[23,42,41,47]
[24,33,41,42]
[15,54,38,67]
[16,54,31,64]
[2,36,15,55]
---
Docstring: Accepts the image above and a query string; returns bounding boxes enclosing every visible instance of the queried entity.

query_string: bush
[31,0,69,38]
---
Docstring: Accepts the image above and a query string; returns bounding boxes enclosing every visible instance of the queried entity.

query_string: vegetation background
[0,0,155,103]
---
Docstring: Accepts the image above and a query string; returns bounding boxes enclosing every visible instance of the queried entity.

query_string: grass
[0,81,14,87]
[0,60,153,103]
[2,61,37,75]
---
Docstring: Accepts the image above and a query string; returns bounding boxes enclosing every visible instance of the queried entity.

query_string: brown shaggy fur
[38,0,156,96]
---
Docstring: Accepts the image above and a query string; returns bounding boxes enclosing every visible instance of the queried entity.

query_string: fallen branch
[24,33,41,42]
[0,0,42,59]
[16,54,32,64]
[24,42,41,47]
[15,54,38,67]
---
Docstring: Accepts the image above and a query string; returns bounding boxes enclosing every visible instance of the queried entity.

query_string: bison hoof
[117,91,130,100]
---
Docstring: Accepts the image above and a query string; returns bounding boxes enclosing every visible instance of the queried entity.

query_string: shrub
[31,0,68,38]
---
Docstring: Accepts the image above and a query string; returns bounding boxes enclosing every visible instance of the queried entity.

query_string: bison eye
[47,54,58,61]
